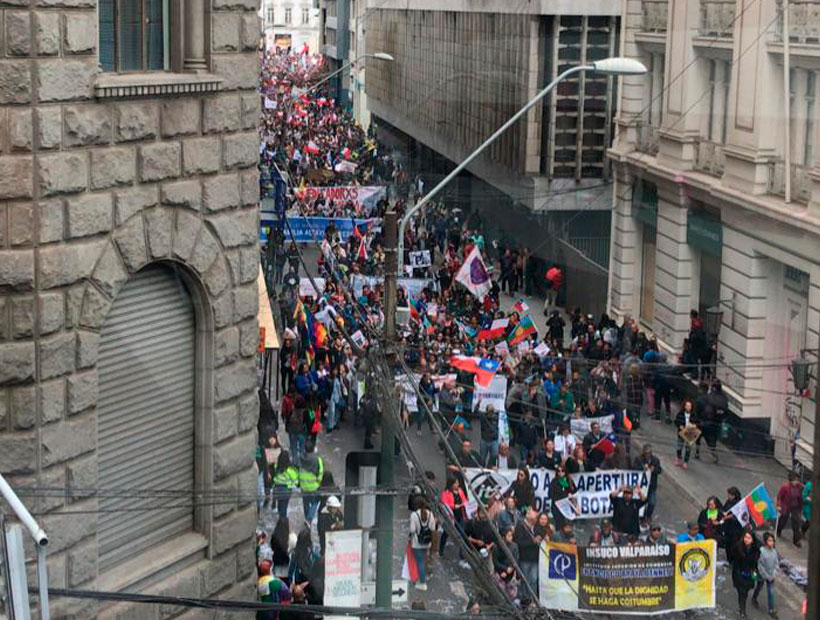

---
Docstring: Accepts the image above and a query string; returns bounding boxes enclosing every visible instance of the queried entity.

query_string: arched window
[97,264,196,570]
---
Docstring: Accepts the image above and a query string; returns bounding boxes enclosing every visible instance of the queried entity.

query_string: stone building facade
[0,0,262,615]
[608,0,818,467]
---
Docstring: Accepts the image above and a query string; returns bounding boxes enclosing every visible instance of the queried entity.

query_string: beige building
[262,0,321,53]
[0,0,262,615]
[609,0,817,468]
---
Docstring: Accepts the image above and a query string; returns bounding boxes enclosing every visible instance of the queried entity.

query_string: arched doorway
[97,264,196,570]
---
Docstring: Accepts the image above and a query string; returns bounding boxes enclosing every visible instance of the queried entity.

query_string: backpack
[416,512,433,545]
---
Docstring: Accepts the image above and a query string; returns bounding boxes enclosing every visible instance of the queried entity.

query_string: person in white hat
[318,495,343,550]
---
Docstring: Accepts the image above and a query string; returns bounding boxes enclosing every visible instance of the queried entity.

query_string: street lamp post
[297,52,394,99]
[395,57,648,274]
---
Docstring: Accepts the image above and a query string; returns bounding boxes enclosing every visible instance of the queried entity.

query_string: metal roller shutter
[97,265,196,570]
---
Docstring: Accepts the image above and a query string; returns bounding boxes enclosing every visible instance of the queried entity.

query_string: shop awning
[257,265,280,350]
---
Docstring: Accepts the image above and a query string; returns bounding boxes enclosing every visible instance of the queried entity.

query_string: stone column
[609,167,640,321]
[184,0,208,72]
[652,186,694,350]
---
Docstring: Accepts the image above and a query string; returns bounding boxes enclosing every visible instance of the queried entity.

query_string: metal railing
[642,0,669,32]
[775,0,820,43]
[699,0,735,36]
[564,237,611,270]
[694,140,726,176]
[768,160,812,203]
[635,122,660,155]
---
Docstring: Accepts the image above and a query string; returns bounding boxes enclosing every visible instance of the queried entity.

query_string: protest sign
[397,374,419,413]
[299,277,325,299]
[473,375,508,444]
[570,415,614,436]
[351,275,433,300]
[494,340,510,358]
[325,530,364,608]
[271,217,382,243]
[408,250,432,268]
[539,540,716,614]
[533,342,550,358]
[293,186,386,215]
[463,468,649,517]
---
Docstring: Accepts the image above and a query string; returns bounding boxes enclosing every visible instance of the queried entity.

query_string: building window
[640,226,657,324]
[266,6,274,24]
[284,7,292,23]
[706,59,731,143]
[302,7,310,24]
[647,52,665,127]
[804,71,815,166]
[99,0,166,72]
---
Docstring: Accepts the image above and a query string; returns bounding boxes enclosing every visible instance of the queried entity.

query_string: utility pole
[807,354,820,620]
[376,210,398,609]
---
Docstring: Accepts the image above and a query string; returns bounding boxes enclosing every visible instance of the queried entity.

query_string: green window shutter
[99,0,116,71]
[146,0,164,70]
[118,0,143,71]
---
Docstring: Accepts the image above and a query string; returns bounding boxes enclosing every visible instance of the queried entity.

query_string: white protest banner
[432,373,456,390]
[463,468,649,518]
[299,277,325,299]
[294,186,386,215]
[473,375,507,414]
[397,374,420,413]
[533,342,550,358]
[570,415,614,437]
[325,530,363,607]
[499,409,511,445]
[351,330,368,349]
[495,340,510,358]
[264,96,277,109]
[408,250,432,268]
[351,275,434,300]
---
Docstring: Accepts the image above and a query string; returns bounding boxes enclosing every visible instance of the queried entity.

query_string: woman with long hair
[505,467,535,511]
[731,531,760,619]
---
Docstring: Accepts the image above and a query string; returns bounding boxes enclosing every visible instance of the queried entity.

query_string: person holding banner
[609,485,646,537]
[504,467,535,511]
[548,465,577,529]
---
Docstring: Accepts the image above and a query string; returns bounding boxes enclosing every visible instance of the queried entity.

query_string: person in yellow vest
[299,440,323,524]
[273,450,299,521]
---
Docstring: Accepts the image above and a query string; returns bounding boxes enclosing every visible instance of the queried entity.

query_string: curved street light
[396,57,648,272]
[297,52,394,99]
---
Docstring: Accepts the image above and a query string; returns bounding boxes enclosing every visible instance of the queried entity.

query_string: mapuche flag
[508,315,537,345]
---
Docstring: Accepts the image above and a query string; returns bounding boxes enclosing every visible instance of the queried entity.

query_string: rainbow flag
[311,319,328,349]
[293,298,307,325]
[508,315,537,345]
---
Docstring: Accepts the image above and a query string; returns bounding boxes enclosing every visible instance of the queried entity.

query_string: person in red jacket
[543,265,563,315]
[776,472,805,547]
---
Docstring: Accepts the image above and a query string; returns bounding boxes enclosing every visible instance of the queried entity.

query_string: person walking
[674,399,698,469]
[731,531,761,619]
[409,498,436,591]
[273,450,299,521]
[298,441,324,524]
[478,404,500,468]
[752,532,779,618]
[542,264,563,315]
[439,478,468,558]
[776,472,805,547]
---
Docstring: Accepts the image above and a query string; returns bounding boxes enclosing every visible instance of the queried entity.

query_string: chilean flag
[401,542,420,582]
[341,147,352,159]
[357,236,368,260]
[305,140,320,154]
[591,433,617,458]
[478,318,509,341]
[449,356,500,387]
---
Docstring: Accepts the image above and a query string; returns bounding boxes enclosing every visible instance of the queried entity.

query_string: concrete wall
[0,0,262,615]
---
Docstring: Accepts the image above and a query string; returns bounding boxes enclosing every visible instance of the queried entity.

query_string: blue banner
[260,217,382,243]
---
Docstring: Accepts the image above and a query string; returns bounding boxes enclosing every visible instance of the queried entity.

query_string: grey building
[0,0,262,615]
[319,0,351,106]
[364,0,621,314]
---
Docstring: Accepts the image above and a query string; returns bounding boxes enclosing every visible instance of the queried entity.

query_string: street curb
[630,432,807,612]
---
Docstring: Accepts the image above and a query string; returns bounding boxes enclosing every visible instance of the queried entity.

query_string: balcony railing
[768,161,812,203]
[635,123,660,155]
[775,0,820,44]
[694,140,726,176]
[699,0,735,36]
[642,0,668,32]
